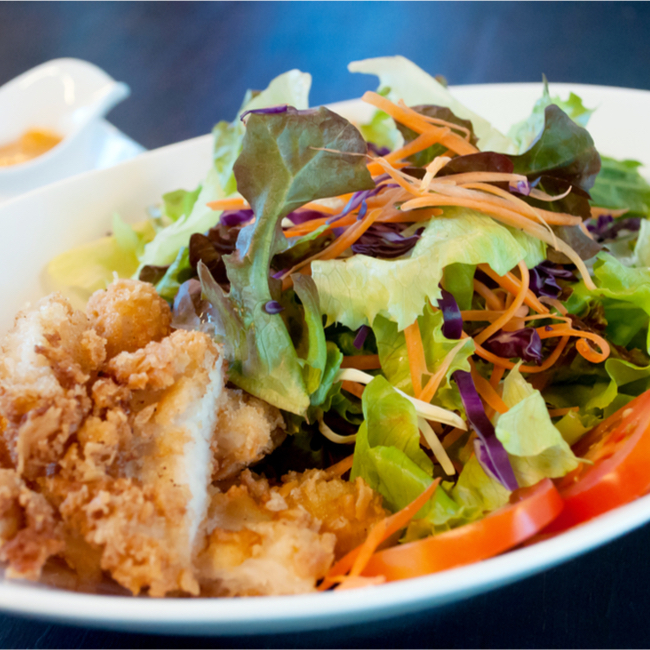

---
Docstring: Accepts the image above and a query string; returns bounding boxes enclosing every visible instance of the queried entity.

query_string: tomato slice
[361,478,563,582]
[545,390,650,533]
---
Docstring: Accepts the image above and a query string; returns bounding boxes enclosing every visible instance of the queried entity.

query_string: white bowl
[0,58,132,201]
[0,84,648,635]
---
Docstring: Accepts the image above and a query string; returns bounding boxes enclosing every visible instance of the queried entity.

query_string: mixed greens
[48,56,650,581]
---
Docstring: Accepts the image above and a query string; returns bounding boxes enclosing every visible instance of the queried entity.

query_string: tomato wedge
[361,478,563,582]
[545,389,650,533]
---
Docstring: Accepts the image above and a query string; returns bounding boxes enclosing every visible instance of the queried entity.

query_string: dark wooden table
[1,2,650,647]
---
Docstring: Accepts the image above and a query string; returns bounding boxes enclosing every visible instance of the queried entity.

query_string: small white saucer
[0,59,145,205]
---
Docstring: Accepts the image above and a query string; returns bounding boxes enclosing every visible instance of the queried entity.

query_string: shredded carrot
[362,92,477,156]
[340,355,381,370]
[284,207,383,277]
[282,213,356,237]
[469,360,508,414]
[548,407,579,417]
[472,335,570,373]
[474,262,529,345]
[326,454,355,477]
[341,380,365,399]
[404,320,429,396]
[399,103,471,140]
[458,181,581,228]
[313,211,383,261]
[370,157,422,194]
[383,129,447,166]
[590,206,629,219]
[478,264,549,315]
[489,364,506,389]
[442,427,466,449]
[539,296,568,315]
[400,194,596,291]
[537,325,610,364]
[320,478,441,589]
[473,279,504,311]
[206,197,249,211]
[418,339,467,403]
[460,182,582,227]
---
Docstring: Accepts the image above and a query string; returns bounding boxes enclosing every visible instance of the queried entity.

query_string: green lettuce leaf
[201,107,373,415]
[351,376,433,513]
[589,156,650,215]
[451,454,510,512]
[510,104,601,193]
[349,55,516,153]
[162,186,202,223]
[508,78,595,154]
[569,252,650,352]
[137,70,312,271]
[374,306,474,411]
[292,275,328,395]
[312,206,545,331]
[46,216,155,309]
[495,366,579,487]
[154,247,193,302]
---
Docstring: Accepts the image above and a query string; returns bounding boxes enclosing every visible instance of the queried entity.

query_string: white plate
[0,83,649,635]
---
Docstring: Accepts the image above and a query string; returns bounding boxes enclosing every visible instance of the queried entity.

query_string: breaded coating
[279,469,387,559]
[196,472,336,597]
[51,329,225,597]
[0,294,105,478]
[0,469,64,579]
[211,388,286,481]
[0,282,388,599]
[86,278,172,360]
[196,469,386,596]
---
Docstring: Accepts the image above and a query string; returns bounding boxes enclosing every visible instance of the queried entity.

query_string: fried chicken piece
[195,469,386,596]
[0,294,105,478]
[51,330,225,597]
[196,472,335,597]
[279,469,387,558]
[86,278,172,360]
[211,388,286,482]
[0,469,64,580]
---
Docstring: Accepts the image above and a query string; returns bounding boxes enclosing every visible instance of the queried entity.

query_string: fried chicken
[0,469,64,579]
[50,329,225,596]
[86,278,172,360]
[0,294,105,478]
[0,279,388,599]
[195,469,387,596]
[211,388,286,482]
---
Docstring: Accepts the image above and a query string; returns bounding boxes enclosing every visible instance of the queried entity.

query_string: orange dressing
[0,129,62,167]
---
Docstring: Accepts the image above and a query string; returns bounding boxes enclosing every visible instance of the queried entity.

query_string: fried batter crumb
[211,388,286,482]
[86,278,172,359]
[0,468,64,579]
[0,283,388,599]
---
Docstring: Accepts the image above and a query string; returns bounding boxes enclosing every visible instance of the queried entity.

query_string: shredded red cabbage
[586,214,641,242]
[351,223,423,258]
[529,261,575,298]
[484,328,543,364]
[264,300,284,314]
[353,325,370,349]
[240,105,288,121]
[367,142,391,156]
[284,209,328,225]
[327,182,398,225]
[453,370,518,491]
[509,179,531,196]
[220,209,255,227]
[437,288,463,340]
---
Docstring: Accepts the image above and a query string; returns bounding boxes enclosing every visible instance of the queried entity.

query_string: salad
[32,55,650,591]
